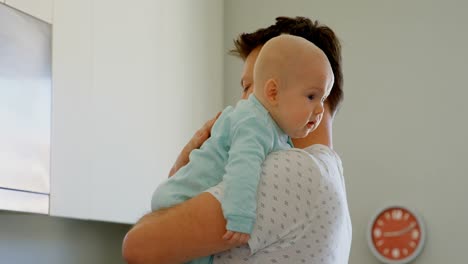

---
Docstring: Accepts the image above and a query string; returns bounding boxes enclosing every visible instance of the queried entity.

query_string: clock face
[368,206,425,264]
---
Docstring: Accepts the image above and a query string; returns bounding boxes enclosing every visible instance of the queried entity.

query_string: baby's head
[253,34,334,138]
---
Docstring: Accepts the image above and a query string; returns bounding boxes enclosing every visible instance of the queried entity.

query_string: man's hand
[169,111,221,177]
[222,230,250,245]
[191,111,221,149]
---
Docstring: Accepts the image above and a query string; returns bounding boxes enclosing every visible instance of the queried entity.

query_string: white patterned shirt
[206,144,352,264]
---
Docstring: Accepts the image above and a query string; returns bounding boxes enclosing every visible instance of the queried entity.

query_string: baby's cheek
[295,111,308,123]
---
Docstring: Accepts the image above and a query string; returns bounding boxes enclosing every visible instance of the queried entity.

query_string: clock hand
[383,222,417,237]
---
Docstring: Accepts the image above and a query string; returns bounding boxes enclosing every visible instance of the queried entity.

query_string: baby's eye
[308,95,315,100]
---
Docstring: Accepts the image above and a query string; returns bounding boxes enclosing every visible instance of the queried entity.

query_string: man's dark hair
[231,16,343,116]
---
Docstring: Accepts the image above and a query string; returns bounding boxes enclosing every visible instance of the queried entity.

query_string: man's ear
[264,78,279,106]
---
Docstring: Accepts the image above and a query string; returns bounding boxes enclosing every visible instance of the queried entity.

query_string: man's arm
[122,192,244,264]
[123,112,237,264]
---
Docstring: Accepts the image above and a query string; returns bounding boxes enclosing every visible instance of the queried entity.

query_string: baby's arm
[221,117,274,239]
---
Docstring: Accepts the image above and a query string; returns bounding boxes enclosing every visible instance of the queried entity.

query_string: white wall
[224,0,468,263]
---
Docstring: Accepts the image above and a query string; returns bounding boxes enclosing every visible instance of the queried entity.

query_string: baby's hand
[222,230,250,245]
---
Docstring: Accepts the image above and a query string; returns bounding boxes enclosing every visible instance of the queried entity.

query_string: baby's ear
[264,78,279,105]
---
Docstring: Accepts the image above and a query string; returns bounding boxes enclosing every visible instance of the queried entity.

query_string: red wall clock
[367,206,426,263]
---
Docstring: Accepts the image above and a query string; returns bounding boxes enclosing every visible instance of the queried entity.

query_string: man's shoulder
[265,145,339,162]
[262,145,343,177]
[302,144,342,166]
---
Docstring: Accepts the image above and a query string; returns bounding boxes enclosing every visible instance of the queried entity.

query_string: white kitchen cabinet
[5,0,53,24]
[51,0,224,224]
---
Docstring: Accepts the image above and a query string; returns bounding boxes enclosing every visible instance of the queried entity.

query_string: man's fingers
[191,111,222,149]
[206,111,221,130]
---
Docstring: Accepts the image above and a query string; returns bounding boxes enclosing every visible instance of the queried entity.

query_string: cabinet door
[5,0,53,24]
[50,0,94,220]
[51,0,223,224]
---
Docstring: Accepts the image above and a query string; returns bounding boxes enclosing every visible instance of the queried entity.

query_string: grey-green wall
[0,212,129,264]
[224,0,468,263]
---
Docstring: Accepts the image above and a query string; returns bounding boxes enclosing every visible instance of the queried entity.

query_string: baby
[152,34,334,263]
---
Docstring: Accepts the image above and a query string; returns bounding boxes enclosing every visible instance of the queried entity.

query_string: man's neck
[291,110,333,149]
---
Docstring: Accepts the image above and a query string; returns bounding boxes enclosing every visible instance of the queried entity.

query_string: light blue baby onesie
[151,94,292,264]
